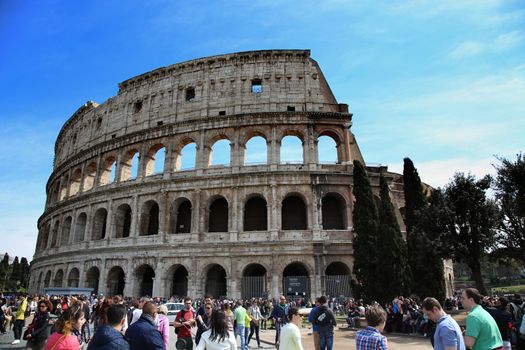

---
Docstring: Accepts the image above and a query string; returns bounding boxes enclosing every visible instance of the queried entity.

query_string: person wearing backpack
[174,297,196,350]
[312,296,337,350]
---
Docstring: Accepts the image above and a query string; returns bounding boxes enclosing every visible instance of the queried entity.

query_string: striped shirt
[356,326,389,350]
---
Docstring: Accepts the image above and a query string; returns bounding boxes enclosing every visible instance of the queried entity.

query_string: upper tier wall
[54,50,347,169]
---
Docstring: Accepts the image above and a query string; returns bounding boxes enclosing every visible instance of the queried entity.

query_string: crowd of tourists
[1,289,525,350]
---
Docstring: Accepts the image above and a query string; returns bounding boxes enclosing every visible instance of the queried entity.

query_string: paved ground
[0,324,433,350]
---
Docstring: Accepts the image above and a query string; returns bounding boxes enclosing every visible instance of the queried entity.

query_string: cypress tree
[20,257,30,288]
[0,253,9,290]
[403,158,425,236]
[377,173,409,303]
[9,256,21,287]
[352,160,380,302]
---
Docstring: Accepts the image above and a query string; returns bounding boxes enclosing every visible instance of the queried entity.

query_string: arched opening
[115,204,132,238]
[51,182,60,203]
[170,199,192,234]
[244,136,267,165]
[59,175,69,200]
[322,194,346,229]
[37,272,43,291]
[85,267,100,295]
[170,265,188,298]
[67,268,80,288]
[44,271,52,288]
[317,134,339,164]
[280,135,303,164]
[177,142,197,170]
[107,266,126,296]
[325,262,352,297]
[282,262,310,297]
[69,168,82,196]
[205,264,227,299]
[74,212,87,242]
[282,195,307,230]
[39,224,50,251]
[83,162,97,191]
[120,150,139,181]
[140,201,159,236]
[145,144,166,176]
[50,221,59,248]
[53,269,64,287]
[100,156,117,185]
[135,264,155,297]
[242,263,267,299]
[208,197,228,232]
[92,208,108,240]
[209,139,230,166]
[243,196,267,231]
[61,216,72,245]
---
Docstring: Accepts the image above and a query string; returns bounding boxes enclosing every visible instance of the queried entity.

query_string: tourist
[87,304,130,350]
[157,304,170,349]
[421,297,465,350]
[248,299,262,348]
[308,298,321,350]
[483,296,512,350]
[196,302,213,345]
[44,302,86,350]
[270,296,289,347]
[233,300,247,350]
[355,304,389,350]
[11,294,29,345]
[196,309,237,350]
[312,295,337,350]
[462,288,503,350]
[125,301,164,350]
[25,299,52,350]
[130,296,150,324]
[174,297,197,350]
[223,302,234,332]
[278,307,304,350]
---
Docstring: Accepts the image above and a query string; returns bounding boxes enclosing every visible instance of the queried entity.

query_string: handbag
[22,327,32,340]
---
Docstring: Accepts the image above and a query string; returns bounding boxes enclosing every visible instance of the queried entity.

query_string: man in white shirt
[279,307,304,350]
[130,296,150,325]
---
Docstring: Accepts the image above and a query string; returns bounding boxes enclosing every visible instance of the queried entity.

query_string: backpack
[315,307,332,326]
[510,302,525,325]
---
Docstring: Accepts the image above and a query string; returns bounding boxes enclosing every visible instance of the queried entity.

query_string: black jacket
[28,312,51,343]
[88,324,130,350]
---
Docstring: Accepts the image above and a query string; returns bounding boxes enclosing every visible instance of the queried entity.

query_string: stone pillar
[230,187,238,242]
[93,153,103,188]
[164,142,175,179]
[114,151,123,183]
[270,184,279,240]
[78,264,86,289]
[98,258,107,296]
[84,205,93,243]
[192,190,201,242]
[105,199,114,244]
[152,259,163,297]
[124,259,134,297]
[130,195,139,239]
[343,123,352,164]
[161,191,169,241]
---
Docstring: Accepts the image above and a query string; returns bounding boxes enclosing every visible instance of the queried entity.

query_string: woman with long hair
[44,302,86,350]
[196,309,237,350]
[25,299,52,350]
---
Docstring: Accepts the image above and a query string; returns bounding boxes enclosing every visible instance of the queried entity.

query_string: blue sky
[1,0,524,261]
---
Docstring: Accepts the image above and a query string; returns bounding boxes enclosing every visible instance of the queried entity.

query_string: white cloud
[449,41,483,59]
[495,30,524,51]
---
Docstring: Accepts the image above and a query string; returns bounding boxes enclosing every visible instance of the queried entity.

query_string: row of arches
[49,130,345,204]
[38,192,348,251]
[37,261,352,299]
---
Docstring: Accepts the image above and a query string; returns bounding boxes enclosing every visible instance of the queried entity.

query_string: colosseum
[29,49,445,300]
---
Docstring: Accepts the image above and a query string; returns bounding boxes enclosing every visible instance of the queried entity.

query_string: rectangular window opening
[219,110,226,116]
[251,79,263,94]
[186,87,195,101]
[287,106,296,112]
[133,101,142,113]
[157,121,164,126]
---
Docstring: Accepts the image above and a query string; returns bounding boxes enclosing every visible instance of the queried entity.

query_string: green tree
[20,257,30,288]
[376,173,409,302]
[443,173,499,295]
[492,153,525,263]
[403,158,425,236]
[9,256,21,289]
[0,253,10,291]
[351,160,380,302]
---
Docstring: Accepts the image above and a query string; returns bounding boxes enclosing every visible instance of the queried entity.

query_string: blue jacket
[87,325,130,350]
[125,314,165,350]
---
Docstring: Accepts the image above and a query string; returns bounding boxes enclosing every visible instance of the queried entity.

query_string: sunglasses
[205,307,212,310]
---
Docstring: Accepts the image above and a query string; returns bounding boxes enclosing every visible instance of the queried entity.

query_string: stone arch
[53,269,64,287]
[39,223,50,251]
[69,168,82,196]
[85,266,100,295]
[83,162,97,191]
[67,268,80,287]
[51,181,60,203]
[282,194,307,230]
[92,208,108,240]
[100,155,117,186]
[50,221,60,248]
[44,270,52,288]
[107,266,126,296]
[204,263,227,299]
[59,174,69,200]
[282,262,310,297]
[241,263,268,299]
[243,134,268,165]
[324,261,352,297]
[175,138,197,171]
[74,212,87,242]
[61,216,73,245]
[145,143,166,176]
[280,133,304,164]
[135,264,155,297]
[321,193,347,230]
[115,204,132,238]
[167,264,189,298]
[207,134,232,167]
[317,129,344,164]
[243,195,267,231]
[120,148,140,181]
[208,196,229,232]
[170,197,192,234]
[140,200,159,236]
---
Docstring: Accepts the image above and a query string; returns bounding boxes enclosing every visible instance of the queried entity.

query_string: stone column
[152,259,163,297]
[114,151,123,183]
[130,195,139,239]
[98,258,107,296]
[78,264,86,289]
[230,187,238,242]
[270,184,279,240]
[164,142,175,179]
[105,199,114,244]
[124,259,134,297]
[192,190,201,242]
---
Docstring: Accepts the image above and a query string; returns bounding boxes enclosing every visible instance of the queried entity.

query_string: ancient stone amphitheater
[29,49,419,300]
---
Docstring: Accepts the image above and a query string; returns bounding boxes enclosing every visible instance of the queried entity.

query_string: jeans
[235,324,246,350]
[13,319,24,340]
[248,322,261,346]
[318,327,334,350]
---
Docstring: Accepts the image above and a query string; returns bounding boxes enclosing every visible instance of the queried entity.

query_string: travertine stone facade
[29,49,418,300]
